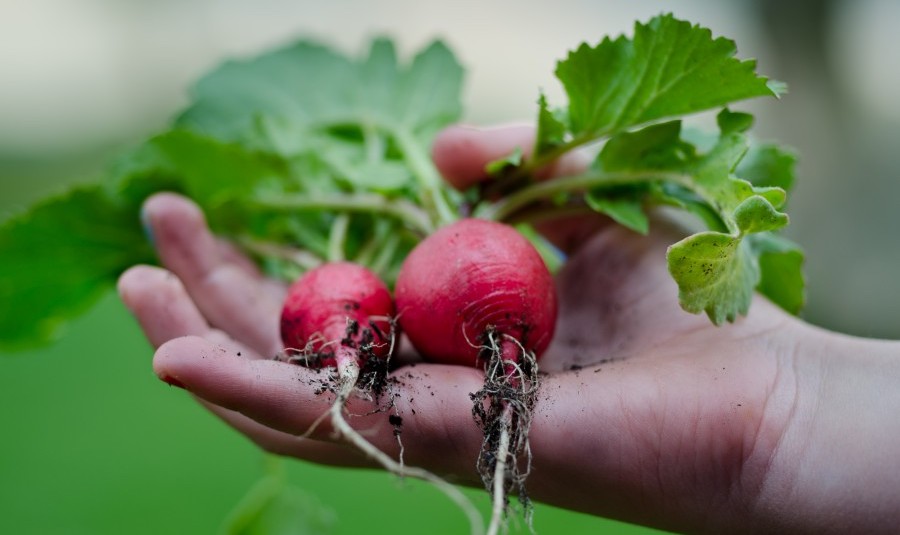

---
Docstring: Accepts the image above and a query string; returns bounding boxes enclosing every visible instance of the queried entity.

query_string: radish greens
[0,13,803,349]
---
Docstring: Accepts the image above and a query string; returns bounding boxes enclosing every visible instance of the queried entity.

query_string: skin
[118,124,900,534]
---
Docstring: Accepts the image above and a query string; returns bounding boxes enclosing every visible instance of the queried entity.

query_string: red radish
[395,218,557,535]
[281,261,394,369]
[278,261,484,535]
[395,218,557,367]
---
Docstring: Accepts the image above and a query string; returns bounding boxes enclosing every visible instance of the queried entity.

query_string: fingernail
[159,374,185,389]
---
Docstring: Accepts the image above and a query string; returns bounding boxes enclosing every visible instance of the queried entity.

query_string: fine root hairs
[471,331,540,535]
[282,315,485,534]
[329,359,486,535]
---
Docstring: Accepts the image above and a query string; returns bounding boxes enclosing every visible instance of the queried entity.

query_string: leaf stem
[327,213,350,263]
[237,235,323,271]
[262,454,287,481]
[253,192,433,236]
[369,232,401,276]
[390,126,457,227]
[474,170,692,222]
[217,454,287,535]
[508,132,596,180]
[362,121,384,164]
[353,219,392,267]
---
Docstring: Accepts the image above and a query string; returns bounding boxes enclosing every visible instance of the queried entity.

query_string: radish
[279,261,484,535]
[395,219,557,534]
[280,261,394,370]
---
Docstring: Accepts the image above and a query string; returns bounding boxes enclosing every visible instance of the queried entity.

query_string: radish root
[488,405,512,535]
[281,310,485,535]
[472,330,540,535]
[330,358,485,535]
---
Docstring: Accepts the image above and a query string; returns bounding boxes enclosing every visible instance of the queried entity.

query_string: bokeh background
[2,0,899,533]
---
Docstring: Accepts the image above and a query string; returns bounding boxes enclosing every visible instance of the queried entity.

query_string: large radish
[395,219,556,368]
[395,219,558,534]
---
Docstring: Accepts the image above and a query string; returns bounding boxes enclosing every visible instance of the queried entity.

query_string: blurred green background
[2,0,899,533]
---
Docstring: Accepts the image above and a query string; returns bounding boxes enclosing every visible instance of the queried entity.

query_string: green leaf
[176,42,355,147]
[668,225,803,323]
[666,123,791,321]
[666,231,758,324]
[653,183,728,232]
[0,186,155,349]
[736,143,798,193]
[534,92,568,156]
[515,223,565,273]
[595,113,790,237]
[485,146,523,176]
[716,108,754,134]
[749,233,806,314]
[584,111,797,322]
[552,13,779,147]
[111,130,293,231]
[585,193,649,235]
[116,131,287,197]
[173,37,464,235]
[683,119,789,233]
[393,40,465,135]
[220,475,336,535]
[733,195,789,234]
[350,160,413,192]
[596,120,694,171]
[177,38,463,152]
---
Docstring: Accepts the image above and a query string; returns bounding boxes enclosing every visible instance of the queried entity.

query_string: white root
[475,334,540,535]
[487,405,513,535]
[330,358,485,535]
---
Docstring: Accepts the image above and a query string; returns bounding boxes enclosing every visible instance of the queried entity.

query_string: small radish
[395,219,557,535]
[281,261,394,370]
[279,261,484,535]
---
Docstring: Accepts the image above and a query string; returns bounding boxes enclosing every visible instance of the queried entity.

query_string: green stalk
[474,170,692,222]
[218,455,287,535]
[253,192,433,236]
[390,126,457,227]
[327,214,350,263]
[362,121,384,164]
[237,235,323,271]
[353,219,392,267]
[514,133,594,178]
[369,232,401,276]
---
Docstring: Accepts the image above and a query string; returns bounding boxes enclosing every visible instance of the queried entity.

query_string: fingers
[117,263,365,468]
[118,263,482,478]
[153,335,486,480]
[432,124,535,190]
[431,124,590,191]
[118,265,213,348]
[140,193,284,357]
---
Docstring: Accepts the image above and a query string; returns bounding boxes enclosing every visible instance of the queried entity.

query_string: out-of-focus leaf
[0,186,154,349]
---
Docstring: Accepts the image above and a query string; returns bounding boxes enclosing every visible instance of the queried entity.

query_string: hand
[117,124,900,534]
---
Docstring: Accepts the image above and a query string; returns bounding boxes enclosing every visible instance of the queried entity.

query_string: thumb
[431,124,608,254]
[431,124,589,191]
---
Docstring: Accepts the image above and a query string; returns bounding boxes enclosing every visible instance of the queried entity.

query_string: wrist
[748,324,900,533]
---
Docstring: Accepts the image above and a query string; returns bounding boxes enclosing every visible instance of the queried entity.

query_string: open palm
[118,125,900,534]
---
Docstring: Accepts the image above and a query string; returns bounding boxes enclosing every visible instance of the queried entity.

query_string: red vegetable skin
[280,261,394,368]
[395,219,557,367]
